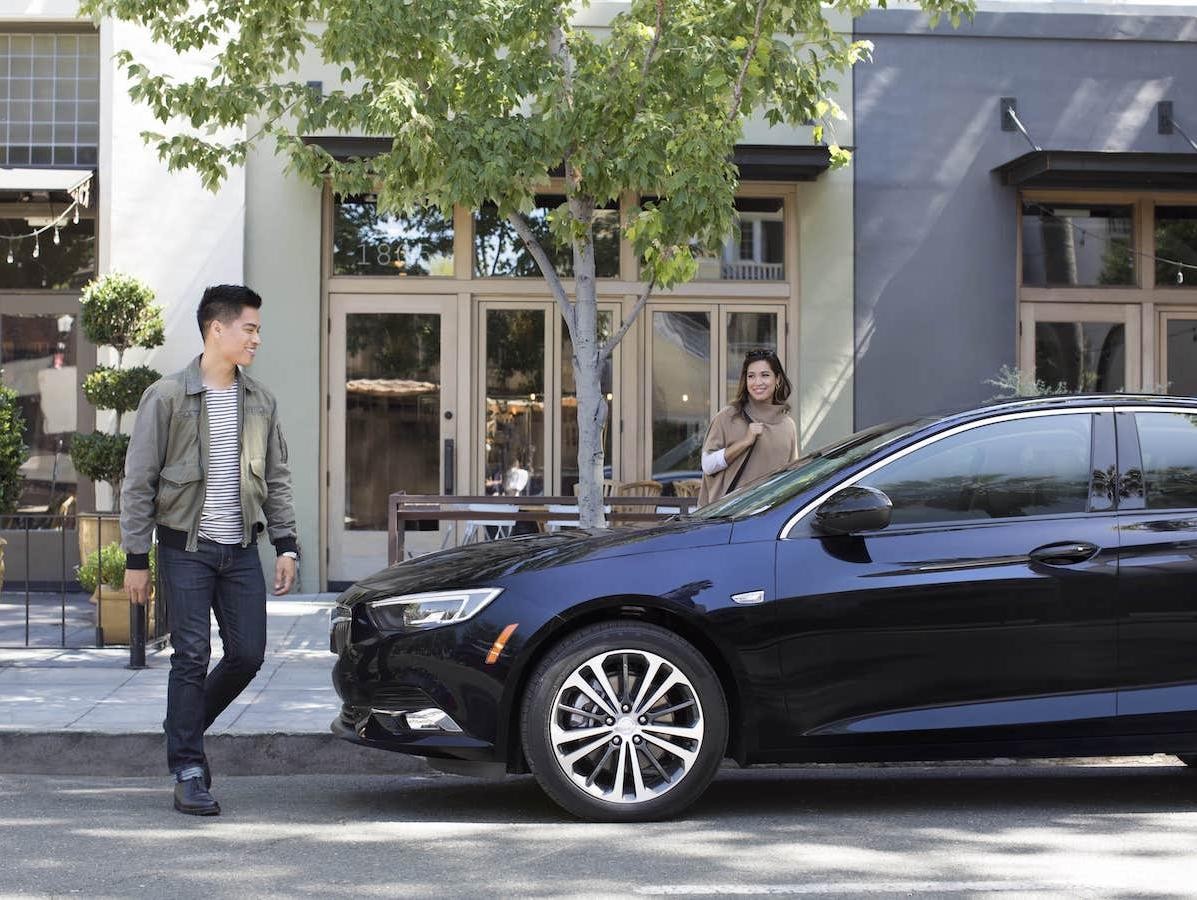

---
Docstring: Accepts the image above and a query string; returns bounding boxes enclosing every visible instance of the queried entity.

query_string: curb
[0,732,433,777]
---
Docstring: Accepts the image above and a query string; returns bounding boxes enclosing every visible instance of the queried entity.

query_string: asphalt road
[2,764,1196,898]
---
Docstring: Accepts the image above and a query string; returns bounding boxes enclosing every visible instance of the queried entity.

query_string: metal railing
[387,493,699,565]
[0,513,168,664]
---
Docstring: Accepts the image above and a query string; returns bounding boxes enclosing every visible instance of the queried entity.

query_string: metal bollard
[127,598,147,669]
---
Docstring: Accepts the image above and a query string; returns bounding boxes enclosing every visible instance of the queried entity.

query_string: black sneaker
[174,777,220,816]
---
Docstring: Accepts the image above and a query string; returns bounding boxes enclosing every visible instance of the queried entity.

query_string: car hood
[344,518,734,601]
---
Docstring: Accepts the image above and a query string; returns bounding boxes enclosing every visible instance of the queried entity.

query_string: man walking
[121,284,298,816]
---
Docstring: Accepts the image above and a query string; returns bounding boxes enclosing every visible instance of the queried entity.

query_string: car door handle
[1028,541,1100,565]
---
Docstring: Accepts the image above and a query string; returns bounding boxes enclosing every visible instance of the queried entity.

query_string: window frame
[1017,189,1197,394]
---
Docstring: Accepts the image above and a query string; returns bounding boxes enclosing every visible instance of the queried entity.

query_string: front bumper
[331,703,495,761]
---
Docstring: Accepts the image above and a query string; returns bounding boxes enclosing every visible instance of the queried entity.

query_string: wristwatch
[280,551,299,561]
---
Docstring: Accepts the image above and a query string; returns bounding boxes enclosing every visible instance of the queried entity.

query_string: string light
[0,199,86,263]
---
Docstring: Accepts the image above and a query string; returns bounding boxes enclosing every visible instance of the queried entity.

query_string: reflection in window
[1021,203,1134,287]
[344,313,440,530]
[651,311,710,477]
[485,310,545,495]
[696,198,785,282]
[1135,412,1197,510]
[561,312,614,495]
[474,196,619,278]
[1164,318,1197,396]
[1155,207,1197,288]
[332,196,454,276]
[1035,322,1125,392]
[725,312,778,403]
[1,313,78,511]
[860,415,1092,526]
[0,213,96,289]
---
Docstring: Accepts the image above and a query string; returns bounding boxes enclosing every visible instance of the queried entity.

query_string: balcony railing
[722,261,784,281]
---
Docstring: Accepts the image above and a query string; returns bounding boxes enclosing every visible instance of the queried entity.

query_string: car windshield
[690,418,934,521]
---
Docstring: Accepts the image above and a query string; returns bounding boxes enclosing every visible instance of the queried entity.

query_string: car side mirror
[813,486,892,535]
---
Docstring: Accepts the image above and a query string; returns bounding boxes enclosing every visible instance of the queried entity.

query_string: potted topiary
[76,540,156,645]
[0,385,30,591]
[69,273,164,566]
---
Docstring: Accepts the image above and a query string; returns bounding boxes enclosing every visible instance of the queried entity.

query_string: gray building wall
[852,8,1197,427]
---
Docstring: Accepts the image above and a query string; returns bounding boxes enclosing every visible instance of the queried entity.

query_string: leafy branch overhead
[81,0,971,291]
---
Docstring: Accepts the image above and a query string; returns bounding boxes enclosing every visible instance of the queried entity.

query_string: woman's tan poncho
[698,404,798,506]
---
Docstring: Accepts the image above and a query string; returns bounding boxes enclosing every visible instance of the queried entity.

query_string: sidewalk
[0,593,426,776]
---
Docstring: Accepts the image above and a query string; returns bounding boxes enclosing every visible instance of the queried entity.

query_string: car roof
[936,394,1197,426]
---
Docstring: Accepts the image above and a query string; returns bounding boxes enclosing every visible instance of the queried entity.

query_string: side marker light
[485,623,519,664]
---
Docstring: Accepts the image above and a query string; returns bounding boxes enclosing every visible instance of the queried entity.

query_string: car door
[774,409,1120,745]
[1114,407,1197,727]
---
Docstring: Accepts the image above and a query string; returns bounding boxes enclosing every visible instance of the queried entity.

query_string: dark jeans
[162,540,267,776]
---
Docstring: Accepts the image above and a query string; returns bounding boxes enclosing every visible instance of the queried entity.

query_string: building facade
[2,1,1193,590]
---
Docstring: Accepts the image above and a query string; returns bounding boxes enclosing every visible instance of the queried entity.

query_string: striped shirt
[198,381,243,544]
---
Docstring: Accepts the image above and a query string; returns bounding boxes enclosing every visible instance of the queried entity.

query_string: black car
[331,395,1197,820]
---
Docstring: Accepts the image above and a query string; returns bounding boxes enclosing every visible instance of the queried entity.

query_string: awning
[994,150,1197,190]
[0,167,94,206]
[302,136,832,182]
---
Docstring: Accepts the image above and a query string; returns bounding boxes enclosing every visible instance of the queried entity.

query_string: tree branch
[634,0,667,114]
[601,278,655,361]
[725,0,768,129]
[506,212,577,333]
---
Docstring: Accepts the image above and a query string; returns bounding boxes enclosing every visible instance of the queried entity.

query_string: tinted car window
[859,414,1093,526]
[1135,412,1197,510]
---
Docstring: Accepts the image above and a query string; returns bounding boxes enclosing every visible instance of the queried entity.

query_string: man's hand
[124,568,152,606]
[273,556,297,595]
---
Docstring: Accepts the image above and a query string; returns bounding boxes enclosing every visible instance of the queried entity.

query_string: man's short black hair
[197,284,262,338]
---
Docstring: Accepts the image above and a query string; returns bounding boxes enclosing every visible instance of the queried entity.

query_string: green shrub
[72,272,163,510]
[79,272,165,356]
[0,386,29,515]
[70,432,131,490]
[76,540,156,592]
[82,365,163,419]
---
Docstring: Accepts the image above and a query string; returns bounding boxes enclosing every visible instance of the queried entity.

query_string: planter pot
[94,586,155,646]
[77,513,121,566]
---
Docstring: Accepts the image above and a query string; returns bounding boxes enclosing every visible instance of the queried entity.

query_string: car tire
[520,621,728,822]
[1178,755,1197,768]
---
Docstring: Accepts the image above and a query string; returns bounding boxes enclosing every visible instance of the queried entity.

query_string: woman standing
[698,348,798,506]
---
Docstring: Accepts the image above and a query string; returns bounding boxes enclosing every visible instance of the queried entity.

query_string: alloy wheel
[548,648,705,805]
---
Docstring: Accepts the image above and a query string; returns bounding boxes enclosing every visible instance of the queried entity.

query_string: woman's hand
[747,422,765,441]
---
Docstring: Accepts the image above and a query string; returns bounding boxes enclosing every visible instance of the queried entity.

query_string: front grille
[370,686,436,712]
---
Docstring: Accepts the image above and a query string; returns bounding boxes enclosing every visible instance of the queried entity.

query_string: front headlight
[366,588,503,632]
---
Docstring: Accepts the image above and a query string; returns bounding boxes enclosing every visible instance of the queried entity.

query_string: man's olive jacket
[120,356,299,569]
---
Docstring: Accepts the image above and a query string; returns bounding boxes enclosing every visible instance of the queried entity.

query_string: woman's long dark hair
[734,348,792,420]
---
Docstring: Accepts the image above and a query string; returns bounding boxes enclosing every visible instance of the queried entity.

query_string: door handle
[443,438,455,495]
[1028,541,1100,565]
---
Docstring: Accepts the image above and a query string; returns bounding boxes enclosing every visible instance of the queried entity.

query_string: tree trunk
[569,198,608,529]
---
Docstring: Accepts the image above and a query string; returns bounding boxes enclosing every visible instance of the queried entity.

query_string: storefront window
[1,313,78,511]
[0,32,99,167]
[651,311,710,477]
[1035,321,1126,392]
[725,312,779,402]
[485,309,545,495]
[332,196,454,276]
[696,198,785,282]
[474,196,619,278]
[343,313,441,531]
[0,212,95,290]
[1155,207,1197,288]
[1021,202,1135,287]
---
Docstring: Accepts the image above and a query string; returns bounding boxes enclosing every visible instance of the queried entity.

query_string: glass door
[647,304,787,482]
[1019,303,1140,393]
[1158,308,1197,396]
[328,294,457,582]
